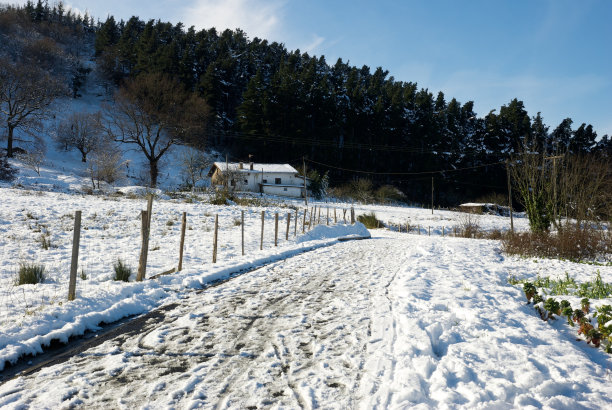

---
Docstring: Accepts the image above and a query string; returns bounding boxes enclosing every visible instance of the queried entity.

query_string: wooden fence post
[286,212,290,240]
[326,207,329,225]
[212,214,218,263]
[260,211,264,250]
[343,209,347,224]
[418,224,420,235]
[303,208,307,233]
[178,212,187,271]
[241,210,245,256]
[67,210,81,301]
[428,226,431,236]
[334,208,337,224]
[350,207,355,224]
[137,210,150,281]
[318,207,321,224]
[146,194,153,227]
[274,213,279,246]
[137,195,153,281]
[309,208,314,230]
[294,208,298,237]
[442,226,445,237]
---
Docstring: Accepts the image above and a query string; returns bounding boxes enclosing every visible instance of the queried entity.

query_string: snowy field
[0,184,611,408]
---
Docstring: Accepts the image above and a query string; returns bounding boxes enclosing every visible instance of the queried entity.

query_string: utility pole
[552,156,558,225]
[303,156,308,206]
[225,154,229,188]
[506,159,514,232]
[431,177,434,215]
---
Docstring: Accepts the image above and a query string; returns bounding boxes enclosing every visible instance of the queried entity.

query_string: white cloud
[300,35,325,55]
[179,0,287,41]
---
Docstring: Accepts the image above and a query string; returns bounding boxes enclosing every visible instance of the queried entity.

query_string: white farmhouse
[208,162,307,198]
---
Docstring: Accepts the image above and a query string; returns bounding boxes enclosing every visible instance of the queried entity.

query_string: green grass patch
[510,270,611,299]
[113,259,132,282]
[16,263,45,285]
[357,212,383,229]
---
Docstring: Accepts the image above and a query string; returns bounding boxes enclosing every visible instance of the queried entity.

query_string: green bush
[357,212,383,229]
[16,263,45,285]
[209,188,236,205]
[113,259,132,282]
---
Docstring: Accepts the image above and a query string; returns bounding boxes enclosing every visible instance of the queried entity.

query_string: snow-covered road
[1,235,611,409]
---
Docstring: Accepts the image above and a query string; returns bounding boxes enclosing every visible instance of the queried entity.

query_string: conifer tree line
[90,13,611,204]
[2,3,611,205]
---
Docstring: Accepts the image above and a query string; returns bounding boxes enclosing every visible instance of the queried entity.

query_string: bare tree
[55,111,102,162]
[16,137,46,176]
[557,154,611,226]
[101,73,208,187]
[87,139,125,190]
[350,178,374,204]
[0,59,66,157]
[179,145,211,190]
[512,136,611,231]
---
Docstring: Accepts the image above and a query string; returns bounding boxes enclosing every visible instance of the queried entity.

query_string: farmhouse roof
[211,162,299,174]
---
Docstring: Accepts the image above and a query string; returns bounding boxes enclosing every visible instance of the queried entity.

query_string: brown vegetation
[502,224,611,262]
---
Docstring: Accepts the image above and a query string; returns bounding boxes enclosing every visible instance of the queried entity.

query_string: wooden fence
[62,199,357,301]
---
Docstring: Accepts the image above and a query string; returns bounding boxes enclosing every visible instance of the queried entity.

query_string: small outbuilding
[208,162,307,198]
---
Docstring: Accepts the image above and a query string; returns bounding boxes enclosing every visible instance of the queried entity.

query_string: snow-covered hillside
[3,59,209,193]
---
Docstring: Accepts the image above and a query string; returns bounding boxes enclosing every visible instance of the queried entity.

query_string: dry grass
[502,224,611,262]
[454,213,481,238]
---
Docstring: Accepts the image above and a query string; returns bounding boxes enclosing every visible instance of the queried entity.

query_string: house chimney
[239,162,243,169]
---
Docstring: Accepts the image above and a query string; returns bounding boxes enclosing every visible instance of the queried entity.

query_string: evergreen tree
[570,123,597,153]
[551,118,573,151]
[531,112,549,152]
[95,16,119,56]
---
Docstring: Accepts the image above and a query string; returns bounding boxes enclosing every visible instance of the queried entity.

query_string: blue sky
[12,0,612,137]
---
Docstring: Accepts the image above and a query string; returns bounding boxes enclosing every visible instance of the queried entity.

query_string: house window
[275,178,281,184]
[263,179,268,183]
[283,188,287,191]
[244,179,248,184]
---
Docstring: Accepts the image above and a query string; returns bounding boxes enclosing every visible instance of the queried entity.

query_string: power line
[305,158,505,176]
[204,126,495,157]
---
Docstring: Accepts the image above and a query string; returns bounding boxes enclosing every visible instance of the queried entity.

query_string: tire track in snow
[0,238,422,408]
